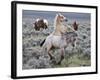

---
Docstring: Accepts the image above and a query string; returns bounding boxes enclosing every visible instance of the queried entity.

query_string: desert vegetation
[22,11,91,69]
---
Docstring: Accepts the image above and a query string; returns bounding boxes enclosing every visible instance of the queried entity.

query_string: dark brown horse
[73,21,78,31]
[33,18,48,31]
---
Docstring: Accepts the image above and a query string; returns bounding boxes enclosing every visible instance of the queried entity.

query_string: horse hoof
[57,61,61,65]
[52,60,56,64]
[50,57,55,60]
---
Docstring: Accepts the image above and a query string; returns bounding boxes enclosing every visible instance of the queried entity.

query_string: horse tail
[40,39,46,47]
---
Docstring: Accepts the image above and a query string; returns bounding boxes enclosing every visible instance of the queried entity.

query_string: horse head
[56,13,68,22]
[54,13,68,35]
[33,18,48,31]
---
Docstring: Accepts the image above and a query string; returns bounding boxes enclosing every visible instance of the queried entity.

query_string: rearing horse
[40,13,78,64]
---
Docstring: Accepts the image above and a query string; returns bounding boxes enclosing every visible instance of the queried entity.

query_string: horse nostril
[65,19,68,22]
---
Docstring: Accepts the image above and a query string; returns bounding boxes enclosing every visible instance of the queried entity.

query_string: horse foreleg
[58,48,65,64]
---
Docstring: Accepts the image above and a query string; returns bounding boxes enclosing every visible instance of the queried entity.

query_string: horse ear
[57,13,61,16]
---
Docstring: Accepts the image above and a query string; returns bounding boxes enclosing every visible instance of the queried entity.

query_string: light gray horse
[40,13,78,64]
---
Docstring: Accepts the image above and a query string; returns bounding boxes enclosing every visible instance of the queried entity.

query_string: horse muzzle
[64,19,68,22]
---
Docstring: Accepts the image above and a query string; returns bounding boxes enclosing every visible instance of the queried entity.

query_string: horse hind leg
[48,51,57,65]
[47,45,55,60]
[57,56,64,65]
[57,48,65,65]
[48,50,55,60]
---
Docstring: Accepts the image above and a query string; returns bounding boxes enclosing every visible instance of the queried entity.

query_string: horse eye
[62,16,64,18]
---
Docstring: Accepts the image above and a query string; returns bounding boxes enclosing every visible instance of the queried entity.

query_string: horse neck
[53,20,62,35]
[55,19,62,26]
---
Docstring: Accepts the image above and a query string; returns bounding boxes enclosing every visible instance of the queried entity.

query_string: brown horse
[73,21,78,31]
[33,18,48,31]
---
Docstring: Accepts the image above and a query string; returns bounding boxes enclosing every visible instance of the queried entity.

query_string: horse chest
[51,35,67,48]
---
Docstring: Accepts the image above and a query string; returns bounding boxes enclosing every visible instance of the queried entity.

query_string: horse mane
[54,14,59,30]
